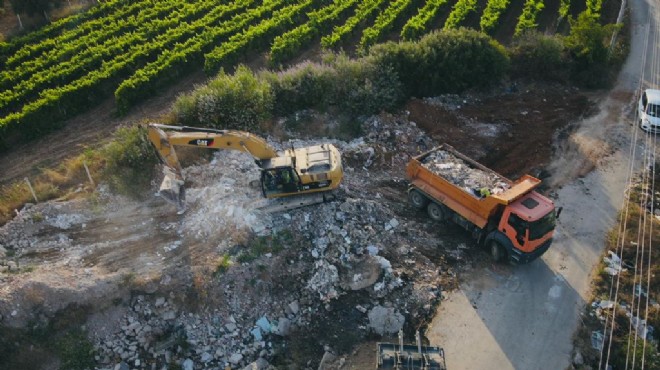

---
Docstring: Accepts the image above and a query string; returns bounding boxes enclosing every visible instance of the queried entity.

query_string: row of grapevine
[514,0,545,36]
[0,0,220,114]
[3,0,145,69]
[0,0,191,92]
[480,0,511,34]
[269,0,359,64]
[320,0,388,48]
[400,0,448,40]
[0,0,131,65]
[115,0,286,110]
[359,0,416,51]
[0,0,255,130]
[204,0,315,74]
[444,0,478,29]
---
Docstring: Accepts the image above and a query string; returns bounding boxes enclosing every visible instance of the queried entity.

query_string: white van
[639,89,660,132]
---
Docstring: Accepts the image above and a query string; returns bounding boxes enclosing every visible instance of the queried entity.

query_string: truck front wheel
[409,189,429,209]
[489,241,506,263]
[427,202,447,221]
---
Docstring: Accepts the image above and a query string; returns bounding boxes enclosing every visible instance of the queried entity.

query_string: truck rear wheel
[490,240,506,263]
[409,190,429,209]
[427,202,447,221]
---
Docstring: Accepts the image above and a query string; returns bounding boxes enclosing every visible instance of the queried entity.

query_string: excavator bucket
[157,167,186,214]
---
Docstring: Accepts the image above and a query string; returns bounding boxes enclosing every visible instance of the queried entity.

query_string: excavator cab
[262,167,301,196]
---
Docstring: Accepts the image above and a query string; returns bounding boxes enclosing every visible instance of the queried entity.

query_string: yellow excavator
[147,123,343,212]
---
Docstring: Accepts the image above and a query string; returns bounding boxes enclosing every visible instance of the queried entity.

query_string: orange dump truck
[406,144,560,264]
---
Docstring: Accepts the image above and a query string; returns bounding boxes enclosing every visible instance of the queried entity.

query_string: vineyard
[0,0,616,148]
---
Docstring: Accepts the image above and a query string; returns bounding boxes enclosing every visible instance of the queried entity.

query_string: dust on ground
[0,81,606,369]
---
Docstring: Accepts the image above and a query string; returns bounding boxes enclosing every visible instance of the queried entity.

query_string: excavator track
[250,192,336,213]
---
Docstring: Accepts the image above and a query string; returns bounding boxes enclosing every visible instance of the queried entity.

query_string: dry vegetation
[575,170,660,368]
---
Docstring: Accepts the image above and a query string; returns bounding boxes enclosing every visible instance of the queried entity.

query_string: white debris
[591,331,604,350]
[421,149,509,197]
[47,213,87,230]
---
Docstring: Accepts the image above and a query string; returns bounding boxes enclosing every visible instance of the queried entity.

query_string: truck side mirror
[556,207,563,219]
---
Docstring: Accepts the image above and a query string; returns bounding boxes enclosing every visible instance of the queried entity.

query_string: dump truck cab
[494,191,557,263]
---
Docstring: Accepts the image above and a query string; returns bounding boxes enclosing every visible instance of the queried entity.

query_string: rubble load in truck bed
[421,149,510,198]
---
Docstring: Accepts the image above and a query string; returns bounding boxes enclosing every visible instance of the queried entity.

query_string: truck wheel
[427,202,447,221]
[490,241,505,263]
[409,190,429,209]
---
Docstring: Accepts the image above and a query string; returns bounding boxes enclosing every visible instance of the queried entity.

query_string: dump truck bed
[406,144,541,229]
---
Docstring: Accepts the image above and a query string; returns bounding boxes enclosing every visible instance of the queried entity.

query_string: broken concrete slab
[368,305,405,336]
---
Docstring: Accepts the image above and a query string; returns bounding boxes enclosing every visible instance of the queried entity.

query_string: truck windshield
[529,210,557,240]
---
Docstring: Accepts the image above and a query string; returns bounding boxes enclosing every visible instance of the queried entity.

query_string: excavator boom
[148,124,279,173]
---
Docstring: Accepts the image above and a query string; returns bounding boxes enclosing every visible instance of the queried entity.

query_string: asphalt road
[425,0,660,368]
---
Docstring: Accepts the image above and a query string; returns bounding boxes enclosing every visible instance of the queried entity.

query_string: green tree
[563,11,620,87]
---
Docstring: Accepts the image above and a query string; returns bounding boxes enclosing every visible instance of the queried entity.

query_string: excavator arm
[147,123,280,212]
[148,123,279,174]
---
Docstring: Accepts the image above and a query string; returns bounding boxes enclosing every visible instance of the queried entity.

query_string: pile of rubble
[0,111,456,369]
[421,149,509,197]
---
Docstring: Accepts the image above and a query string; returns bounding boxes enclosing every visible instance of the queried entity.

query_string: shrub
[173,65,274,131]
[245,54,402,120]
[331,55,403,116]
[369,28,509,97]
[563,11,621,88]
[100,124,159,198]
[510,31,568,81]
[262,61,336,116]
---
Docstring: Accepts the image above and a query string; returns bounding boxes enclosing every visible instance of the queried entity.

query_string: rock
[341,256,380,291]
[155,297,166,307]
[114,362,129,370]
[225,322,237,332]
[0,245,6,258]
[317,351,337,370]
[573,350,584,366]
[366,245,379,256]
[275,318,291,336]
[162,311,176,320]
[242,358,270,369]
[368,305,405,336]
[256,317,270,333]
[181,358,193,370]
[251,327,262,341]
[288,301,299,315]
[200,352,212,363]
[7,261,17,270]
[229,353,243,364]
